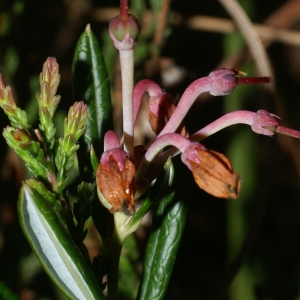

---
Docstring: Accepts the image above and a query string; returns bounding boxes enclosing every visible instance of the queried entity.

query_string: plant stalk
[107,212,131,300]
[120,49,134,159]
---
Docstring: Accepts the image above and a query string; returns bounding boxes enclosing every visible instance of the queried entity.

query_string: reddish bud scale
[12,128,32,143]
[0,74,5,89]
[13,132,22,141]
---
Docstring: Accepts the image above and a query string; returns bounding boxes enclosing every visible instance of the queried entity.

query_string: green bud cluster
[55,101,88,193]
[0,58,88,202]
[0,76,30,129]
[64,101,88,142]
[37,57,61,117]
[3,127,53,179]
[37,58,61,151]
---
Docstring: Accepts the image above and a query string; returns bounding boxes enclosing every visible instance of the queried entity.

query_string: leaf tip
[85,24,91,33]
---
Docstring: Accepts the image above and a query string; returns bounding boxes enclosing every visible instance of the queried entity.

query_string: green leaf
[90,145,99,173]
[25,178,57,206]
[25,178,67,229]
[38,106,56,151]
[119,235,140,299]
[3,126,53,180]
[129,158,173,231]
[0,280,20,300]
[18,183,105,300]
[74,182,93,235]
[137,158,192,300]
[72,24,113,180]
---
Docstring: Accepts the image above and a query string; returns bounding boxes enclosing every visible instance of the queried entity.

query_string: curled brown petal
[96,155,136,215]
[149,93,189,137]
[189,149,241,199]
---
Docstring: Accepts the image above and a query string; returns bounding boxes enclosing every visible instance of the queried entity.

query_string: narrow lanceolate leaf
[129,158,173,231]
[138,158,192,300]
[18,183,105,300]
[72,24,113,180]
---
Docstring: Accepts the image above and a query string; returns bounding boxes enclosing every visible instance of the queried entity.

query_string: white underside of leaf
[23,186,92,300]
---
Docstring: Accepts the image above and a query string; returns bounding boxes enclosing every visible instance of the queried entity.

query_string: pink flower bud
[100,148,127,172]
[40,57,60,97]
[209,69,237,96]
[251,109,280,136]
[181,143,206,171]
[209,68,272,96]
[109,14,141,50]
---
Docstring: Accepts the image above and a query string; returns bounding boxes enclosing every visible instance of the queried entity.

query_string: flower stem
[147,110,257,177]
[189,110,256,141]
[107,212,131,300]
[276,126,300,139]
[136,133,192,180]
[133,79,163,123]
[107,231,122,300]
[235,76,272,85]
[157,77,211,136]
[120,0,128,20]
[120,49,134,158]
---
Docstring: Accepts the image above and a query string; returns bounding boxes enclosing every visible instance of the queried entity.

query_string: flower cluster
[95,1,300,217]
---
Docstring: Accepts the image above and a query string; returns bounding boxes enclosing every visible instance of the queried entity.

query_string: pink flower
[100,2,300,214]
[96,131,136,215]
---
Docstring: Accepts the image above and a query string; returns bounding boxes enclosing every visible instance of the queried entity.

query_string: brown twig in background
[218,0,273,79]
[92,6,300,48]
[211,1,300,297]
[176,15,300,47]
[215,0,300,68]
[153,0,171,50]
[264,0,300,28]
[144,0,172,79]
